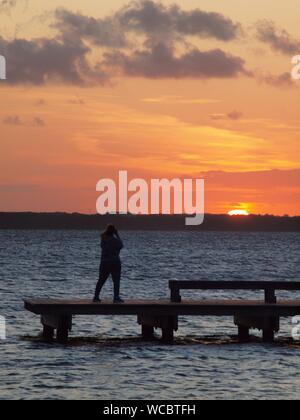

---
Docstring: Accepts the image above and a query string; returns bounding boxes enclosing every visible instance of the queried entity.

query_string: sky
[0,0,299,215]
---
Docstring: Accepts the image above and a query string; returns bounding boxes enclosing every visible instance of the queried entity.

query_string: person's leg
[94,262,110,299]
[111,262,121,300]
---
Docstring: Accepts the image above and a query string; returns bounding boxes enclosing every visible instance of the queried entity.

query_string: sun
[228,210,249,216]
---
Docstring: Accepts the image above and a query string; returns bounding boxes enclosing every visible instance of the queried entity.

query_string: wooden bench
[169,280,300,303]
[169,280,300,342]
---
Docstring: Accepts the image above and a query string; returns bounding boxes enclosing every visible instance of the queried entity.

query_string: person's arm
[101,234,107,250]
[115,230,124,249]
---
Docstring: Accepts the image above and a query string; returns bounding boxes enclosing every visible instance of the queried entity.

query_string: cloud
[0,36,108,85]
[201,169,300,189]
[0,183,39,193]
[0,0,17,13]
[227,110,243,120]
[54,8,127,48]
[104,43,248,79]
[32,117,45,127]
[67,97,85,105]
[210,111,243,121]
[118,0,241,42]
[142,96,221,104]
[54,1,241,49]
[256,20,300,55]
[0,2,248,85]
[35,98,46,106]
[262,72,295,88]
[0,0,28,14]
[2,115,46,127]
[3,115,23,125]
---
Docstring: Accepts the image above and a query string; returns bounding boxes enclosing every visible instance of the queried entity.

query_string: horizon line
[0,211,299,218]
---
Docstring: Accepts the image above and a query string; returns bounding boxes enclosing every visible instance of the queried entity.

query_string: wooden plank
[25,299,300,318]
[169,280,300,291]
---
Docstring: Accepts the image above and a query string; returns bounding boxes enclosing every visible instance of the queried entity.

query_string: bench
[169,280,300,342]
[169,280,300,303]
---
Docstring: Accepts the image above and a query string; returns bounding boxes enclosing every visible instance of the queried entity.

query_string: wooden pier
[24,281,300,345]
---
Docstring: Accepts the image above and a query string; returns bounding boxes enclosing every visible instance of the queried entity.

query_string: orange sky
[0,0,299,215]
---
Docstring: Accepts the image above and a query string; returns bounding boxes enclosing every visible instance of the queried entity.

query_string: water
[0,230,299,400]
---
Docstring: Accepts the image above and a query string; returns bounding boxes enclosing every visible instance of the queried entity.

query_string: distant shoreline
[0,212,299,232]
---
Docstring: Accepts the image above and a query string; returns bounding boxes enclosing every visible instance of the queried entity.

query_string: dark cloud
[262,72,295,88]
[119,0,241,41]
[0,2,248,85]
[104,43,248,79]
[54,1,241,48]
[54,8,127,48]
[256,20,300,55]
[0,36,108,85]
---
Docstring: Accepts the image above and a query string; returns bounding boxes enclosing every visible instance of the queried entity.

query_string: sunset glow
[228,210,250,216]
[0,0,299,216]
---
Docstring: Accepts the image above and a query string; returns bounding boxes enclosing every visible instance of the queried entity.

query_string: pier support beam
[161,322,174,344]
[238,325,250,343]
[141,325,155,341]
[41,315,72,344]
[263,329,275,343]
[234,315,279,344]
[43,325,54,341]
[138,315,178,344]
[56,316,71,344]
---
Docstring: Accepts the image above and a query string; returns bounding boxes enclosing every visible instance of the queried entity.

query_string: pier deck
[24,298,300,344]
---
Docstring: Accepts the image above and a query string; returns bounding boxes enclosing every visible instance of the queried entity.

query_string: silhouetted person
[93,224,124,304]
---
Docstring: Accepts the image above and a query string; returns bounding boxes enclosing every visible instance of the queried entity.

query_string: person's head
[102,224,116,238]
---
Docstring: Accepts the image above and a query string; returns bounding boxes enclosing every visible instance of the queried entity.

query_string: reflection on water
[0,230,299,399]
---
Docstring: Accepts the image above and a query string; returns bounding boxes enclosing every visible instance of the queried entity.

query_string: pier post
[161,316,177,344]
[138,315,177,344]
[141,325,155,341]
[41,314,72,344]
[170,287,181,303]
[235,315,279,344]
[161,325,174,344]
[43,325,54,341]
[56,316,72,344]
[263,329,275,343]
[265,289,277,304]
[238,325,250,343]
